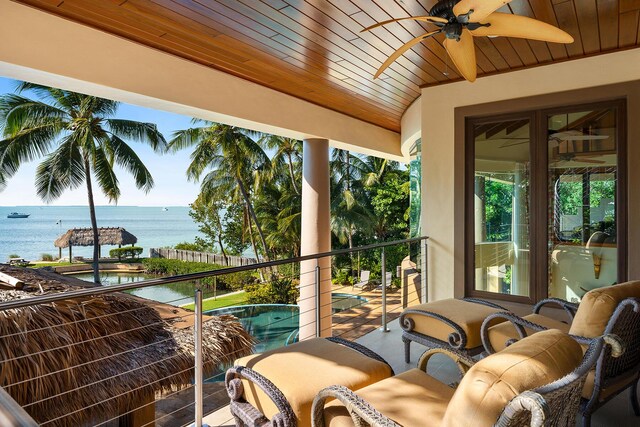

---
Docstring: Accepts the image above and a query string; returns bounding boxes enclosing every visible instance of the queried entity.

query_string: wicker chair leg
[233,415,244,427]
[403,336,411,363]
[580,412,592,427]
[631,377,640,416]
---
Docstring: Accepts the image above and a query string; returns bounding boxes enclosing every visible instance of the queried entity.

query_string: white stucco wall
[417,48,640,301]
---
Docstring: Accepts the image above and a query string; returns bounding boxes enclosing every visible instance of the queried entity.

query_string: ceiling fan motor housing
[430,0,460,20]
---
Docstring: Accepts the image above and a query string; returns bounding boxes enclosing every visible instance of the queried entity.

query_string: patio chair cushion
[403,299,505,349]
[485,313,570,352]
[322,368,454,427]
[569,280,640,338]
[234,338,393,427]
[442,329,583,427]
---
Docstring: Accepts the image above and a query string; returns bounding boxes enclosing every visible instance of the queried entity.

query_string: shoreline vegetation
[1,81,411,292]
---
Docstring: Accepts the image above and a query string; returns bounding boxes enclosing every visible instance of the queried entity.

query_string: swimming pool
[207,293,368,352]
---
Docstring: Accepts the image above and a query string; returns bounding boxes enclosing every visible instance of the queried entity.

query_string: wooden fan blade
[373,31,441,79]
[453,0,513,22]
[444,29,477,82]
[471,12,574,43]
[361,16,447,33]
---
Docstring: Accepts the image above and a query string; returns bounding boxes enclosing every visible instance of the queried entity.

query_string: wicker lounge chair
[311,330,621,427]
[399,297,508,362]
[480,280,640,427]
[225,337,393,427]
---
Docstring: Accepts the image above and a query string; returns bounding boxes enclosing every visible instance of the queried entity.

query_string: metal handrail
[0,386,38,426]
[0,236,428,311]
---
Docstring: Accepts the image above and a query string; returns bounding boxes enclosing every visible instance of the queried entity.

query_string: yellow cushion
[441,329,583,427]
[403,299,505,349]
[486,313,570,352]
[323,369,454,427]
[570,281,640,338]
[581,368,640,400]
[234,338,393,427]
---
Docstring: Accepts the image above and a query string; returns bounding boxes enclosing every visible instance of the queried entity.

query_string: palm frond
[106,119,168,152]
[92,146,120,202]
[108,135,154,193]
[34,136,85,202]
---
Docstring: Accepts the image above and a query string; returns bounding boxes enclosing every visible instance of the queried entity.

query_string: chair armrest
[400,309,470,350]
[481,312,550,354]
[311,385,400,427]
[495,390,550,427]
[225,366,296,427]
[462,297,508,310]
[533,298,578,322]
[417,347,475,381]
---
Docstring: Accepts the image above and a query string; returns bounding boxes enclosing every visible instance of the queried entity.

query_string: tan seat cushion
[486,313,570,352]
[441,329,583,427]
[403,299,505,349]
[323,368,454,427]
[234,338,393,427]
[570,280,640,338]
[581,368,640,400]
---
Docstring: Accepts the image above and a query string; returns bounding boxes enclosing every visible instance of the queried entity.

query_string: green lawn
[182,291,248,311]
[27,261,78,268]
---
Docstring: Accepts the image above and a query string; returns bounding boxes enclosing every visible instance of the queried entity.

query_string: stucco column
[299,138,332,339]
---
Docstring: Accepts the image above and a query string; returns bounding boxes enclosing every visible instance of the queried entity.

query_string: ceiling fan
[362,0,574,82]
[499,130,610,149]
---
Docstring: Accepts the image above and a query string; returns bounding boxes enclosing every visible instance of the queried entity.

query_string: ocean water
[0,206,201,261]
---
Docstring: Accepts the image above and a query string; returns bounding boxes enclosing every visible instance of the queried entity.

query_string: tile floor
[204,318,640,426]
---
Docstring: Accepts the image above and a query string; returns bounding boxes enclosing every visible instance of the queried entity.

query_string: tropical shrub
[245,275,299,305]
[8,254,20,259]
[40,254,55,261]
[174,241,208,251]
[141,258,256,291]
[109,246,144,260]
[332,268,354,286]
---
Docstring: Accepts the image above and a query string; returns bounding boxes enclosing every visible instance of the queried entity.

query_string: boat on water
[7,212,30,219]
[162,207,168,211]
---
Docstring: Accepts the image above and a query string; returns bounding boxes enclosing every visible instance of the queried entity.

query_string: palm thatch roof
[0,264,254,426]
[54,227,138,248]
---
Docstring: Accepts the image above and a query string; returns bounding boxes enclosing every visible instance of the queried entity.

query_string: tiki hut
[54,227,138,260]
[0,264,254,426]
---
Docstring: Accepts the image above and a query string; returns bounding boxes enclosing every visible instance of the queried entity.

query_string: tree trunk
[245,208,265,282]
[287,152,299,195]
[83,157,101,285]
[213,214,228,265]
[236,177,270,262]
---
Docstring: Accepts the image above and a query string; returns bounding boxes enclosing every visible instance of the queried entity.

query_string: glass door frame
[464,99,627,304]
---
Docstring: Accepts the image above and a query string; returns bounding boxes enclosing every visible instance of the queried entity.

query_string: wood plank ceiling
[14,0,640,132]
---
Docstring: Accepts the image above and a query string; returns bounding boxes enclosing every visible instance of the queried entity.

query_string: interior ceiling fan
[499,130,610,148]
[362,0,574,82]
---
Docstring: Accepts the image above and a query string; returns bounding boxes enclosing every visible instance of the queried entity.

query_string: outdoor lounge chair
[311,330,620,427]
[480,280,640,427]
[352,270,371,291]
[225,337,393,427]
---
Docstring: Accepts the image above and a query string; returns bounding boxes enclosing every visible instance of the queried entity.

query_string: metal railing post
[315,258,321,338]
[194,289,204,427]
[420,239,428,304]
[380,247,388,332]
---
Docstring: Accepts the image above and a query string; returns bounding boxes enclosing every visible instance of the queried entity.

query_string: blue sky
[0,77,200,206]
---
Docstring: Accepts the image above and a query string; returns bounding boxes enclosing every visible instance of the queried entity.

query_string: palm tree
[0,82,166,283]
[259,135,302,194]
[170,121,272,261]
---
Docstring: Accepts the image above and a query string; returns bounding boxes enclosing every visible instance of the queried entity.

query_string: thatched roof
[0,265,254,426]
[54,227,138,248]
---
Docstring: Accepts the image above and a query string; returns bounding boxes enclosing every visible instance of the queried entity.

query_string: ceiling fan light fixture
[362,0,573,82]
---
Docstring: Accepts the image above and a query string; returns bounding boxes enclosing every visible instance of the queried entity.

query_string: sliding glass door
[466,100,626,303]
[547,107,622,302]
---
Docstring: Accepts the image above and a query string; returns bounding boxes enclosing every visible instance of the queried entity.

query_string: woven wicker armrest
[533,298,579,322]
[311,385,400,427]
[225,366,296,427]
[462,297,508,310]
[481,312,550,354]
[417,347,475,381]
[400,308,471,350]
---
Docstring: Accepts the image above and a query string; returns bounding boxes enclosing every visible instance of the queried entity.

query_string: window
[466,101,626,303]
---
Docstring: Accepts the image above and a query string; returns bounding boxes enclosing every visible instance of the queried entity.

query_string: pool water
[207,293,368,352]
[69,271,232,305]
